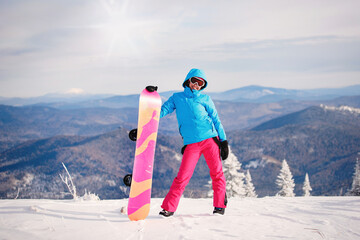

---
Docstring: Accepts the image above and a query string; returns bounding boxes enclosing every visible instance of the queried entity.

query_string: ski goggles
[190,77,205,87]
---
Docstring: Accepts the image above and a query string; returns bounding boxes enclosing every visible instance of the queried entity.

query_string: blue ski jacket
[160,69,227,145]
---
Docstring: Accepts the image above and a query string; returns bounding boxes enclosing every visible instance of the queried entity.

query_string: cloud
[199,36,360,72]
[0,0,360,97]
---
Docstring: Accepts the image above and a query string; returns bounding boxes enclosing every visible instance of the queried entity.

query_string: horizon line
[1,83,360,99]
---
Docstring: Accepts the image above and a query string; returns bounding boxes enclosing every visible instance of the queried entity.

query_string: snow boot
[213,207,225,215]
[159,209,174,217]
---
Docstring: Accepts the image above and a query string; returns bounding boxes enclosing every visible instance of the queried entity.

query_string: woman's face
[189,81,202,90]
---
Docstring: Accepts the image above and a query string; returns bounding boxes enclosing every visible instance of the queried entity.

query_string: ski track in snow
[0,197,359,240]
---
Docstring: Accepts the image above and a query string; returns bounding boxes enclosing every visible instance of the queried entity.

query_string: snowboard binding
[145,86,158,92]
[129,129,137,141]
[123,174,132,187]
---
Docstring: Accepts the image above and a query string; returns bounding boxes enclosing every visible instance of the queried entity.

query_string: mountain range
[0,106,359,198]
[209,85,360,102]
[2,95,359,153]
[0,85,359,199]
[230,105,360,196]
[1,85,359,108]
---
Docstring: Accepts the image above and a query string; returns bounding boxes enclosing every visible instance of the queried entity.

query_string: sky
[0,0,360,97]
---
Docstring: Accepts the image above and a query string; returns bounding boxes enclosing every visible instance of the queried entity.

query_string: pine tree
[348,158,360,196]
[302,173,312,197]
[208,147,246,198]
[244,169,257,198]
[276,159,295,197]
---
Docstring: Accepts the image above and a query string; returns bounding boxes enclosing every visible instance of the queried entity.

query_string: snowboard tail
[128,88,161,221]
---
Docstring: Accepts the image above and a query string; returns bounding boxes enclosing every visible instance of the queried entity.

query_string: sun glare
[98,0,141,59]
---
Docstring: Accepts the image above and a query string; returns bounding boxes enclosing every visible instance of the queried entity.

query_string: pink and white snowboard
[127,87,161,221]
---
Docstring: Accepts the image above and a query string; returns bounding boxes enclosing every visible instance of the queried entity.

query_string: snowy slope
[0,197,359,240]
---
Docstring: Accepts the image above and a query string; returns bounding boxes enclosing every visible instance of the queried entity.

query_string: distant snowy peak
[320,104,360,115]
[65,88,86,95]
[262,89,275,95]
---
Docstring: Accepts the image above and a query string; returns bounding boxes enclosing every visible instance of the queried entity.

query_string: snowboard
[127,86,161,221]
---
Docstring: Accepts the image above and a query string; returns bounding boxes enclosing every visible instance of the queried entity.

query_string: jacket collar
[184,86,201,98]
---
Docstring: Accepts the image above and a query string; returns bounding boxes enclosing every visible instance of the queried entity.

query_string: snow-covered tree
[348,158,360,196]
[60,162,78,200]
[302,173,312,197]
[223,147,246,197]
[276,159,295,197]
[208,147,246,198]
[244,170,257,198]
[59,163,100,201]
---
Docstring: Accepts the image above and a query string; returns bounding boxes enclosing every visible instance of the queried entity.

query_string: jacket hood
[182,68,208,90]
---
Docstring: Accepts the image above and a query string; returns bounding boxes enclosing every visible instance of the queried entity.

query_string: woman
[159,68,229,217]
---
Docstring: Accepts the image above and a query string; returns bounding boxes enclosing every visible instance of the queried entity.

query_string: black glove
[181,145,187,155]
[219,140,229,160]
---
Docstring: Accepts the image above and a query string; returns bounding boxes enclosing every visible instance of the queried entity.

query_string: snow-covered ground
[0,197,359,240]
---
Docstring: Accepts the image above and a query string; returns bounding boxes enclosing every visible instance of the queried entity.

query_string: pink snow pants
[161,137,227,212]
